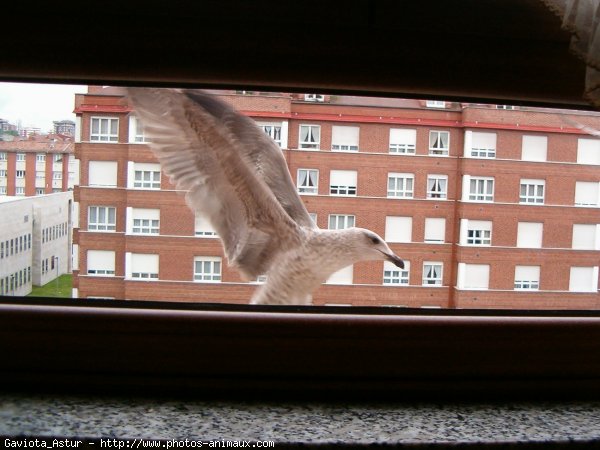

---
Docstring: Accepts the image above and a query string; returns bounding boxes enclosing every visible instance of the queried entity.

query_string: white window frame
[461,219,492,246]
[90,116,119,142]
[88,206,117,232]
[389,128,416,154]
[299,124,320,150]
[424,218,446,244]
[387,173,414,198]
[383,260,410,286]
[426,100,446,108]
[329,214,355,230]
[427,175,448,199]
[86,250,116,276]
[514,266,540,291]
[16,153,26,162]
[16,170,25,179]
[521,135,548,162]
[520,179,545,204]
[465,176,494,202]
[331,126,359,152]
[195,214,218,237]
[128,115,149,143]
[329,170,357,196]
[517,222,544,249]
[574,181,600,207]
[422,262,443,286]
[15,187,25,196]
[134,169,161,190]
[193,257,222,283]
[467,131,497,158]
[429,130,450,156]
[297,169,319,195]
[133,217,160,235]
[257,122,283,147]
[129,253,159,280]
[457,263,490,290]
[36,153,46,162]
[0,152,6,161]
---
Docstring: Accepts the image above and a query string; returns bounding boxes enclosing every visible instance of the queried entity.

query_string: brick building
[0,134,77,196]
[72,87,600,309]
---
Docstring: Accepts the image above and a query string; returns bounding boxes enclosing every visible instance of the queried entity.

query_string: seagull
[127,88,405,305]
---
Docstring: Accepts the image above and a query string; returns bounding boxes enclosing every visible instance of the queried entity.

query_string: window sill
[2,297,600,400]
[2,392,600,445]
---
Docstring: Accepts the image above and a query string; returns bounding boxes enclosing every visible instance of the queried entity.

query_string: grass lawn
[28,274,73,298]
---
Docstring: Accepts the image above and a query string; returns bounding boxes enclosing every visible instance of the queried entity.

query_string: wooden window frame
[2,0,600,401]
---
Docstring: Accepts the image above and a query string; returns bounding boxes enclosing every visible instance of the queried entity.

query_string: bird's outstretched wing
[127,88,312,279]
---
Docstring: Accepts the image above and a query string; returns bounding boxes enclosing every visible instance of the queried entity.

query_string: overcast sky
[0,82,87,132]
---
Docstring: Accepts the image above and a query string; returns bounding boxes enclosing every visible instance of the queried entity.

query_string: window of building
[424,218,446,243]
[575,181,600,207]
[331,126,359,152]
[387,173,414,198]
[429,131,449,156]
[461,219,492,246]
[464,176,494,202]
[466,131,497,158]
[516,222,543,248]
[329,214,355,230]
[520,179,545,204]
[422,262,443,286]
[457,263,490,290]
[90,117,119,142]
[195,214,218,237]
[88,161,118,187]
[572,224,600,250]
[16,153,26,162]
[36,153,46,162]
[257,122,283,147]
[426,100,446,108]
[88,206,116,232]
[514,266,540,290]
[16,170,25,178]
[389,128,416,154]
[569,266,599,292]
[86,250,116,276]
[131,163,161,190]
[0,170,6,177]
[576,138,600,165]
[384,216,412,243]
[0,152,6,161]
[128,253,159,280]
[15,187,25,196]
[299,124,320,149]
[54,154,63,163]
[297,169,318,194]
[326,265,353,285]
[128,115,149,143]
[329,170,357,196]
[130,208,160,235]
[522,135,548,162]
[383,260,410,285]
[304,94,325,102]
[427,175,448,199]
[53,172,62,180]
[193,257,222,282]
[35,171,44,179]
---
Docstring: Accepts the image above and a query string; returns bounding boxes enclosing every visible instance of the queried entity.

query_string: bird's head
[345,228,405,269]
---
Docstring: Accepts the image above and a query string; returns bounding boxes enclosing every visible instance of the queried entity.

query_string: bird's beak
[385,252,405,269]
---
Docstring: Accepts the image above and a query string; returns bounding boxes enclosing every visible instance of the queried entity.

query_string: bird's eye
[371,236,380,244]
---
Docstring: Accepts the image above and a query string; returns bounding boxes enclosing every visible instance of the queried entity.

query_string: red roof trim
[74,105,132,114]
[242,111,588,134]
